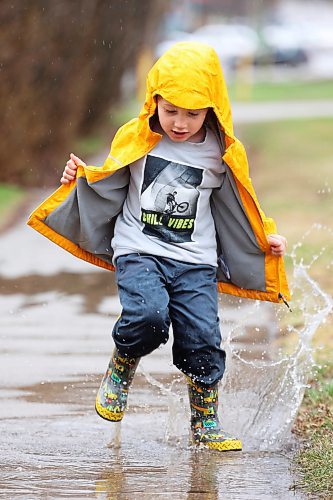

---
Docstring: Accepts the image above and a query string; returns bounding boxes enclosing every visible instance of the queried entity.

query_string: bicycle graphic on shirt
[164,191,189,215]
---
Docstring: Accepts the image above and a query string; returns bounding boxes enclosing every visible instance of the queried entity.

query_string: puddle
[0,272,118,314]
[0,374,304,499]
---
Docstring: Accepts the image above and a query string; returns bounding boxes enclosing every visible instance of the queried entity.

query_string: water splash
[139,364,188,444]
[139,225,332,451]
[107,422,122,449]
[220,225,333,451]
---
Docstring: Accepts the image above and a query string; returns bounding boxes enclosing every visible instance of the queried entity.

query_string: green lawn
[228,79,333,102]
[0,184,26,229]
[238,117,333,292]
[292,362,333,496]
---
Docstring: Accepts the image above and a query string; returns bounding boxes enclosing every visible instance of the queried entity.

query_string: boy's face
[157,97,208,143]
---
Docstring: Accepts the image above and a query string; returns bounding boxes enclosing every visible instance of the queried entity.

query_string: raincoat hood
[27,41,290,304]
[144,41,234,141]
[97,42,234,181]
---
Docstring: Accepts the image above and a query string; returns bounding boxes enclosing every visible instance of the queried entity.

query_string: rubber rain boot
[95,349,140,422]
[188,378,242,451]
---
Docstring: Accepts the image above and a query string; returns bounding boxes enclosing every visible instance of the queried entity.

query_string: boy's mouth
[171,130,188,138]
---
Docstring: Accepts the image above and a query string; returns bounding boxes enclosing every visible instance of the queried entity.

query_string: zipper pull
[218,255,231,280]
[278,293,292,312]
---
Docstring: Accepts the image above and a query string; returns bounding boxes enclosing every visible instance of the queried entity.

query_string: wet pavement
[0,205,305,499]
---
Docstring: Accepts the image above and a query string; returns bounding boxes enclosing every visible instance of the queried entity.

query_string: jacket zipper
[278,293,292,312]
[217,254,231,280]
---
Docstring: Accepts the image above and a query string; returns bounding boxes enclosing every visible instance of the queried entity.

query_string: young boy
[28,42,288,452]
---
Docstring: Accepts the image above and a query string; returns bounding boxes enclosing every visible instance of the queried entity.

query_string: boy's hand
[267,234,287,257]
[60,153,86,184]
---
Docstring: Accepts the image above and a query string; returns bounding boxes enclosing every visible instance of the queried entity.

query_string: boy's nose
[173,118,187,130]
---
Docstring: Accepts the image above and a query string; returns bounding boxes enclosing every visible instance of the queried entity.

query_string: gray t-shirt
[112,127,225,266]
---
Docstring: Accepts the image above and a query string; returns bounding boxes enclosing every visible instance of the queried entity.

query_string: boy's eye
[189,112,199,117]
[165,109,176,114]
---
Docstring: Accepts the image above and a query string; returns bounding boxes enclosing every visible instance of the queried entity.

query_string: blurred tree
[0,0,165,186]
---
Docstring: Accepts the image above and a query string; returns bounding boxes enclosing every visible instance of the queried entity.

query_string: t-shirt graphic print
[140,155,203,243]
[112,127,224,266]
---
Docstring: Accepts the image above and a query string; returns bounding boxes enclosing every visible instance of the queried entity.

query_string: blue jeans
[112,253,226,386]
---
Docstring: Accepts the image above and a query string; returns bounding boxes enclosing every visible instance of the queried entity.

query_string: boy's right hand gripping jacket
[95,349,140,422]
[188,378,242,451]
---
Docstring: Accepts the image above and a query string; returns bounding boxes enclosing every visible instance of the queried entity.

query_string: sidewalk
[0,199,306,498]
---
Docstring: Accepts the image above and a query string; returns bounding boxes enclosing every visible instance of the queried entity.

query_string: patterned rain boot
[188,378,242,451]
[95,349,140,422]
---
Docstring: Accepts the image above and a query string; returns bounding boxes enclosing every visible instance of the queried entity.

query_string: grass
[292,362,333,496]
[0,184,26,230]
[238,117,333,296]
[228,79,333,102]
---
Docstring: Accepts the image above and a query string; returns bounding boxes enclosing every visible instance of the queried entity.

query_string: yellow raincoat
[27,42,290,303]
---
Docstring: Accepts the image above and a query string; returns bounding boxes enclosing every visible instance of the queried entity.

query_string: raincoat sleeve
[27,160,130,271]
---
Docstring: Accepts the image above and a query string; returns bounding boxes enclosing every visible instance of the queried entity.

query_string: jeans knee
[113,306,170,356]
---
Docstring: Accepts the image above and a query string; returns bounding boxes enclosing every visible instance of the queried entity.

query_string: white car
[192,24,259,69]
[155,24,259,73]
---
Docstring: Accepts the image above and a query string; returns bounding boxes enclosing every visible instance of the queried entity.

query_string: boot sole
[193,438,243,452]
[95,400,124,422]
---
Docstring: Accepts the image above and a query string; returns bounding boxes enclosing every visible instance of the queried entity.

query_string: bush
[0,0,165,186]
